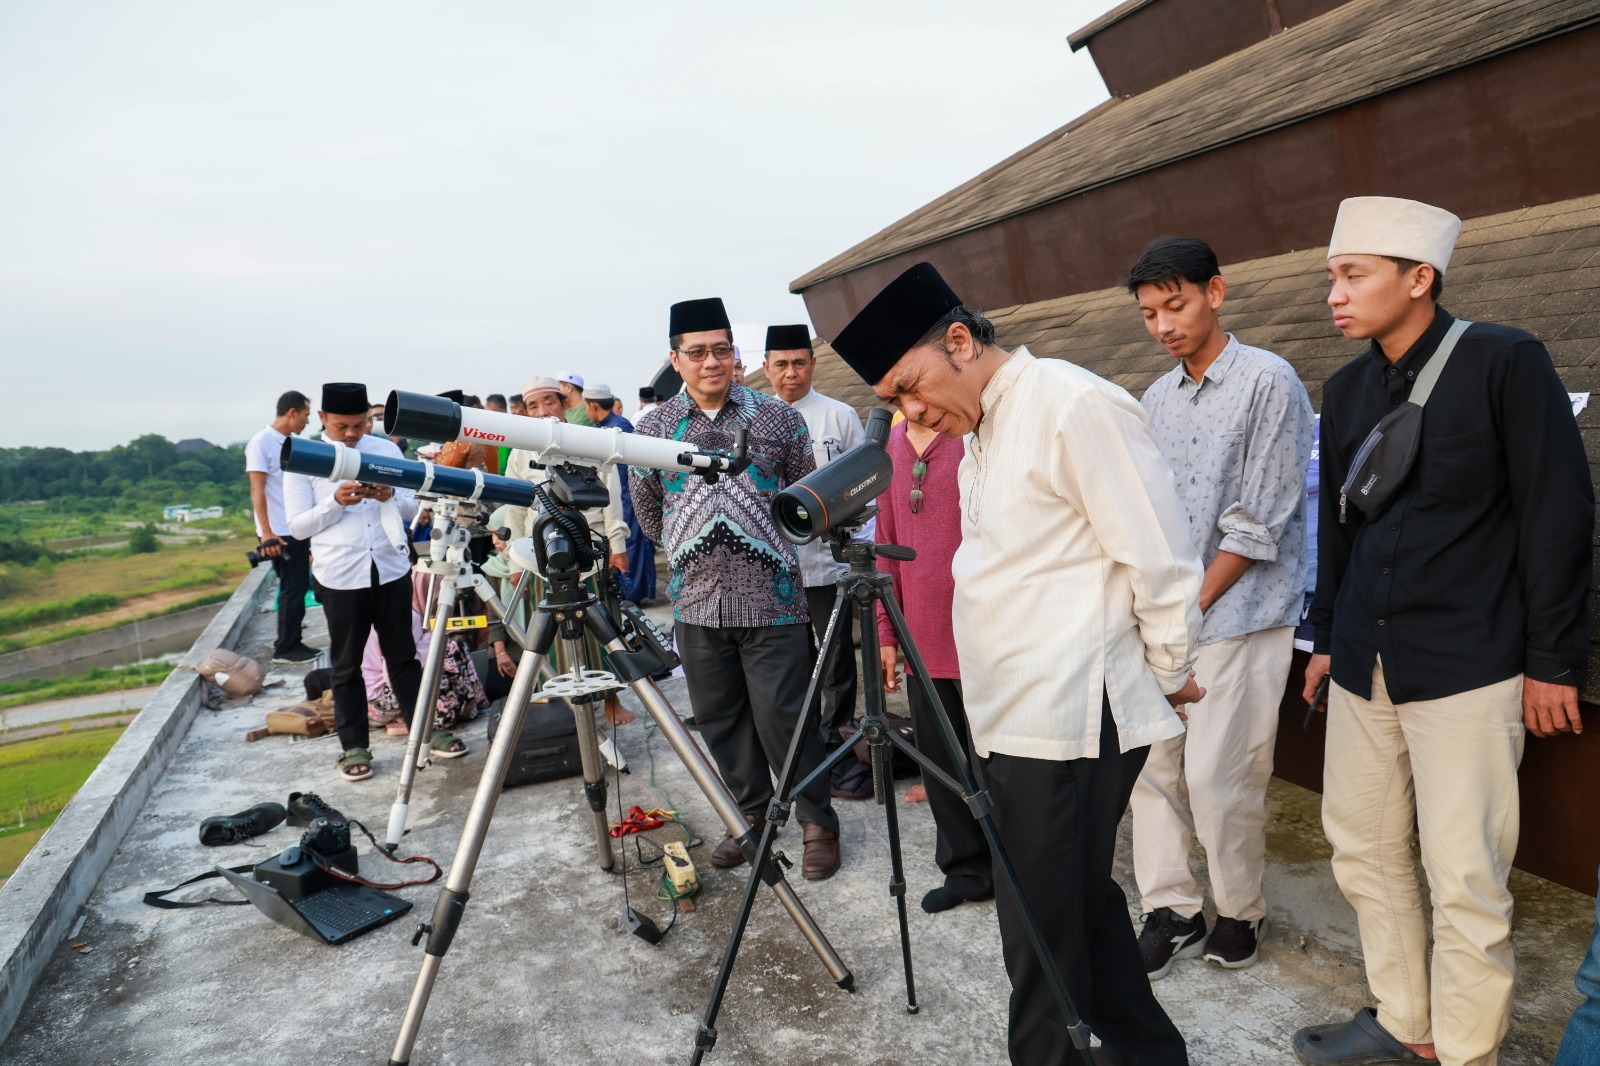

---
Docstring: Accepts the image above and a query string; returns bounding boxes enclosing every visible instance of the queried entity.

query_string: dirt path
[25,584,239,644]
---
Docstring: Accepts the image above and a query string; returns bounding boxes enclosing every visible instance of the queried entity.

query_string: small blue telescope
[281,437,539,508]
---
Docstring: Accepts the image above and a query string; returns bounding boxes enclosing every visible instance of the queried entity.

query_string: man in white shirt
[637,387,658,420]
[245,390,316,664]
[764,324,866,755]
[832,262,1204,1066]
[285,383,465,783]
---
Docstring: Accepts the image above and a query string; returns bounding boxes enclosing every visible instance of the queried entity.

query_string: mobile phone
[1303,676,1331,732]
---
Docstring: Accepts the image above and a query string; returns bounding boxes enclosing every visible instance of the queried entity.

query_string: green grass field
[0,663,171,711]
[0,537,249,652]
[0,725,127,880]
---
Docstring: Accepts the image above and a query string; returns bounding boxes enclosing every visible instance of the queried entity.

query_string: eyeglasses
[674,344,737,363]
[910,460,927,514]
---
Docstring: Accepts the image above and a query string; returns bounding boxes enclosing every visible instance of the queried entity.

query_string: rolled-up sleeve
[1216,367,1314,562]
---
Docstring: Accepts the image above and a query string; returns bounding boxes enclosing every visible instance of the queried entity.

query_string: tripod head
[822,509,915,572]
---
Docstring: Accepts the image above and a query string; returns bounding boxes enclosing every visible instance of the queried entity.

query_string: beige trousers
[1324,663,1524,1066]
[1131,626,1293,922]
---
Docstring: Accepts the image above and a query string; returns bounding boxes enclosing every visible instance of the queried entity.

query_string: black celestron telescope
[688,408,1095,1066]
[362,391,854,1066]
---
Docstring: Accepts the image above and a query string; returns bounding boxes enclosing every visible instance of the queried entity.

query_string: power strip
[662,842,699,895]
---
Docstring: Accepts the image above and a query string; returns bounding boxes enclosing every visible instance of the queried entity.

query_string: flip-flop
[337,747,374,781]
[429,730,468,760]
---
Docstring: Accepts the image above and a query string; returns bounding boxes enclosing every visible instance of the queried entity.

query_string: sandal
[337,747,374,781]
[430,730,468,760]
[1293,1008,1432,1064]
[385,720,409,737]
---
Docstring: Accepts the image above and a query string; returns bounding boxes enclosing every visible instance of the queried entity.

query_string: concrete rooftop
[0,595,1591,1065]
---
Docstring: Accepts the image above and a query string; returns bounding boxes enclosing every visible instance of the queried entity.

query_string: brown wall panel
[801,26,1600,340]
[1275,651,1600,895]
[1087,0,1273,97]
[1278,0,1358,27]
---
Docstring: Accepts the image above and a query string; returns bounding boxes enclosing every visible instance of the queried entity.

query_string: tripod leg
[559,635,615,872]
[388,647,544,1066]
[856,605,919,1014]
[881,594,1094,1063]
[386,582,456,852]
[621,589,850,1065]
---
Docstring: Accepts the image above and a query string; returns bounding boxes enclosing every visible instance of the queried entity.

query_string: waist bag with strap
[1339,318,1473,523]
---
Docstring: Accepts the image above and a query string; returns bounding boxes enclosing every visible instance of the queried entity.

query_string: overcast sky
[0,1,1110,451]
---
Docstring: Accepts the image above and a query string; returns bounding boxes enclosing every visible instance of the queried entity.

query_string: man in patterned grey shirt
[632,296,842,881]
[1126,237,1314,977]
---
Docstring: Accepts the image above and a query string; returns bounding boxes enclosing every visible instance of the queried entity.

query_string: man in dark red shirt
[876,415,993,913]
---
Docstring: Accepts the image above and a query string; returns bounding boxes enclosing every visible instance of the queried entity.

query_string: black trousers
[975,697,1188,1066]
[316,567,422,753]
[906,676,993,901]
[676,621,838,834]
[805,583,859,742]
[271,536,311,656]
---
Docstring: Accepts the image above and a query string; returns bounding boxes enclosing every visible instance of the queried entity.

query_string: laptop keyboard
[296,891,387,933]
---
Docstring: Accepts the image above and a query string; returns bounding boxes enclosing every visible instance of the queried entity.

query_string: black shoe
[272,645,320,665]
[1137,907,1208,980]
[198,802,286,846]
[1205,915,1267,968]
[286,791,344,828]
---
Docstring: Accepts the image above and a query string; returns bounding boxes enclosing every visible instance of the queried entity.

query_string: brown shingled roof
[760,193,1600,695]
[790,0,1600,293]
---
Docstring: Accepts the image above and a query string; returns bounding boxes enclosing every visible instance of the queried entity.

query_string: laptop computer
[216,866,412,945]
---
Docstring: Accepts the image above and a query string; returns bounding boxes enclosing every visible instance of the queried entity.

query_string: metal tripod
[388,471,851,1066]
[382,498,618,868]
[689,524,1093,1065]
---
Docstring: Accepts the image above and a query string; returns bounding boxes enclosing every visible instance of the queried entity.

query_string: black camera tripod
[388,466,851,1066]
[690,522,1092,1065]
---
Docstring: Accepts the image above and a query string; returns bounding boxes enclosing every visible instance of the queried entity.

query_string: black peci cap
[669,297,731,338]
[763,324,813,352]
[320,382,370,415]
[830,262,963,385]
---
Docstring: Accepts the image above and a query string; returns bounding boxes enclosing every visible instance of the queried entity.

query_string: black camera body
[245,548,267,568]
[303,816,352,856]
[253,818,358,901]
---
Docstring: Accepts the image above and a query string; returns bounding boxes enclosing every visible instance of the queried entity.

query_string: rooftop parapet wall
[0,566,271,1047]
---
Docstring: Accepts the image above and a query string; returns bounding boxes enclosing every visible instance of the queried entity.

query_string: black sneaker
[1137,907,1208,980]
[1205,915,1267,968]
[272,645,320,665]
[286,791,345,828]
[198,802,286,846]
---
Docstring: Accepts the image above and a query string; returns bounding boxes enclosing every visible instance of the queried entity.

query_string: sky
[0,1,1111,451]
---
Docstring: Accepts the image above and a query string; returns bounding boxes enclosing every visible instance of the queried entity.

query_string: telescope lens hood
[386,390,462,444]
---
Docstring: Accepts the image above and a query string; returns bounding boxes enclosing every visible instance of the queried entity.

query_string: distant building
[179,507,223,522]
[161,505,190,521]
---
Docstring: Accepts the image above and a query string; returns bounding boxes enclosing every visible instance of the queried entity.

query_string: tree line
[0,434,249,511]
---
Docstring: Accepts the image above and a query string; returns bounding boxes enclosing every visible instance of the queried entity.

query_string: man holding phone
[285,382,427,783]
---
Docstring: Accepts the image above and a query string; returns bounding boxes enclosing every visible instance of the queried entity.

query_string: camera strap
[142,865,255,909]
[307,818,443,891]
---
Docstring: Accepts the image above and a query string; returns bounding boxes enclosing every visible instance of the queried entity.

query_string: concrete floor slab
[1,602,1590,1065]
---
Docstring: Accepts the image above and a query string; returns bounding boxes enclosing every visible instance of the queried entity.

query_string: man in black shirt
[1294,197,1593,1066]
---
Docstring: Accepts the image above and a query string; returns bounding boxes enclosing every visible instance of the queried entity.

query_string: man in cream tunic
[832,262,1205,1066]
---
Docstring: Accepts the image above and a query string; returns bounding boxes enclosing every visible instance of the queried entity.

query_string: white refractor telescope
[383,390,748,478]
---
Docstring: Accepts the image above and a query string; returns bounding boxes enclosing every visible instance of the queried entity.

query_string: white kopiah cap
[581,383,614,403]
[1328,196,1462,274]
[557,371,585,387]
